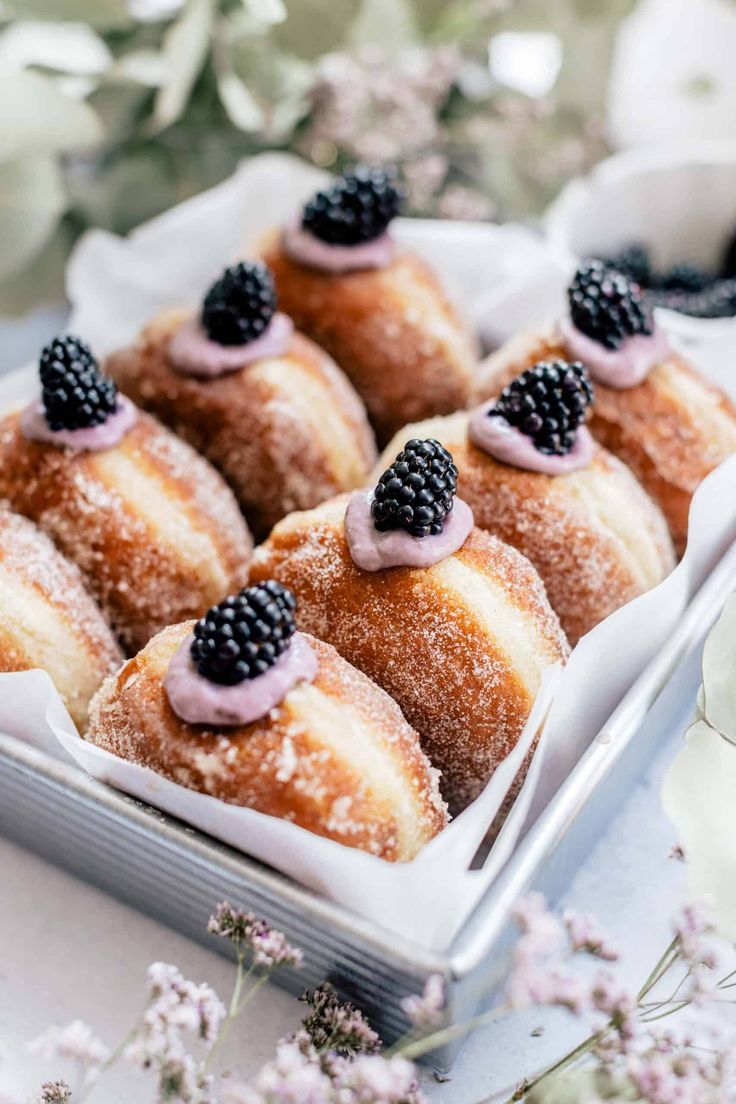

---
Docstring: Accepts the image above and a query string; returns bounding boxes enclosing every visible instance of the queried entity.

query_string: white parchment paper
[3,152,736,949]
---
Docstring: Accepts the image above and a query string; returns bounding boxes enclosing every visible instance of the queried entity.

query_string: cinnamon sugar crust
[87,625,447,861]
[475,326,736,556]
[0,508,122,730]
[249,496,568,813]
[263,239,478,444]
[106,310,377,538]
[0,407,253,653]
[377,413,675,645]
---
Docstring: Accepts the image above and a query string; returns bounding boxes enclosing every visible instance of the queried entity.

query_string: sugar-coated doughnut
[249,495,568,813]
[0,407,253,653]
[263,238,477,444]
[377,412,675,644]
[477,325,736,556]
[106,308,377,538]
[86,622,447,860]
[0,508,122,730]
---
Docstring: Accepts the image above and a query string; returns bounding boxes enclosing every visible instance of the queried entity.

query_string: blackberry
[371,438,458,539]
[601,242,652,288]
[202,261,276,346]
[660,262,711,294]
[39,335,118,432]
[191,581,297,686]
[302,166,404,246]
[492,360,593,456]
[648,278,736,320]
[568,260,653,351]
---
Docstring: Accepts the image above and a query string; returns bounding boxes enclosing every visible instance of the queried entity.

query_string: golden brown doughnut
[475,326,736,555]
[0,508,122,730]
[106,309,377,538]
[376,413,675,645]
[0,407,252,653]
[263,236,478,444]
[86,623,447,860]
[249,495,568,813]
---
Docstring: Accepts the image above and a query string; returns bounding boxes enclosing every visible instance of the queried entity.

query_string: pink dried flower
[208,903,303,971]
[335,1052,426,1103]
[563,909,620,961]
[226,1032,334,1104]
[507,960,587,1014]
[29,1019,109,1071]
[590,972,637,1043]
[38,1085,72,1104]
[300,983,380,1057]
[400,974,446,1029]
[673,901,716,966]
[511,892,564,959]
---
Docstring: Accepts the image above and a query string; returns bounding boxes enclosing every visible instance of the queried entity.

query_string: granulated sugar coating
[106,309,376,539]
[0,406,252,653]
[87,623,447,861]
[263,238,477,445]
[376,412,675,645]
[475,325,736,557]
[250,495,569,814]
[0,508,122,730]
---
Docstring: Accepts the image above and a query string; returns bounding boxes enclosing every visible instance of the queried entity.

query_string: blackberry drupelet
[191,581,297,685]
[302,166,404,246]
[39,335,118,432]
[202,261,276,346]
[491,360,593,456]
[569,260,653,351]
[371,438,458,538]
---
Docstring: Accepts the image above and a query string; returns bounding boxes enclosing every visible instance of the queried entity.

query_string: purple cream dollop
[281,218,395,275]
[165,630,318,727]
[558,315,671,390]
[21,394,138,452]
[344,488,474,572]
[468,403,594,475]
[168,312,294,379]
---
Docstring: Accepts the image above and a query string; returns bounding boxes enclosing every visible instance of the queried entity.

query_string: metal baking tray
[1,542,734,1066]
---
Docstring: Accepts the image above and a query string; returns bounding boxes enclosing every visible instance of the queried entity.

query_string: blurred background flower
[1,0,734,314]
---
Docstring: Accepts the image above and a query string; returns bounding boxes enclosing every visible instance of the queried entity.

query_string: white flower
[126,0,185,23]
[28,1019,109,1069]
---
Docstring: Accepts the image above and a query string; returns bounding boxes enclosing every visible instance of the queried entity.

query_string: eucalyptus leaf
[662,717,736,942]
[8,0,131,29]
[150,0,212,132]
[0,155,66,280]
[243,0,285,26]
[111,46,168,86]
[700,592,736,742]
[217,69,263,131]
[0,70,102,161]
[0,19,112,73]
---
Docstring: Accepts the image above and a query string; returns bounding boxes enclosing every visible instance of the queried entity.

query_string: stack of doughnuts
[6,165,736,862]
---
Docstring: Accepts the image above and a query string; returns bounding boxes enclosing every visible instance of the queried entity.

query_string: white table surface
[0,312,723,1102]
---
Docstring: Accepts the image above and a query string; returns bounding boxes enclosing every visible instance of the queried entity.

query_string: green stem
[393,1003,509,1061]
[201,954,254,1076]
[637,938,680,1001]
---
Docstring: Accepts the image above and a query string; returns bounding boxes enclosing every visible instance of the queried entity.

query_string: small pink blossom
[590,972,637,1043]
[400,975,445,1029]
[29,1019,109,1070]
[507,961,587,1014]
[563,909,620,961]
[38,1086,71,1104]
[511,892,564,959]
[208,903,303,971]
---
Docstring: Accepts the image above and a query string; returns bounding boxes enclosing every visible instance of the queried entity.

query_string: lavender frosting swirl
[558,316,671,390]
[165,631,318,727]
[468,403,594,475]
[281,218,395,274]
[168,312,294,379]
[344,488,474,572]
[21,394,138,452]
